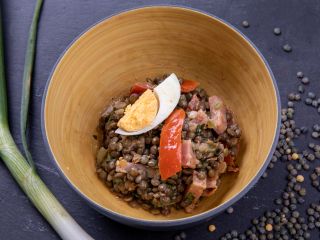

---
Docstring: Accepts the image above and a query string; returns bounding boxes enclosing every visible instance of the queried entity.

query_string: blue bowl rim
[41,5,281,228]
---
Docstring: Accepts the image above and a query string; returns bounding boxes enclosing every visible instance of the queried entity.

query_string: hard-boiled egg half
[115,73,181,136]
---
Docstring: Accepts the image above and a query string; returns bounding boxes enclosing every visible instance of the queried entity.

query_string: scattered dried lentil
[297,71,304,78]
[208,224,216,232]
[312,132,319,138]
[305,98,312,105]
[283,44,292,52]
[301,76,310,84]
[179,232,187,240]
[273,27,281,35]
[298,188,306,196]
[292,153,299,160]
[298,85,305,93]
[174,235,181,240]
[242,20,249,28]
[307,92,316,99]
[296,175,304,182]
[265,223,273,232]
[226,207,234,214]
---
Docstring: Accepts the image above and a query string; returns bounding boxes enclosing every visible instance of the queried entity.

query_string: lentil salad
[95,75,241,215]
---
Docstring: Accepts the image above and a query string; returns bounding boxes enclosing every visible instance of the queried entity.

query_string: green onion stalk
[0,1,93,239]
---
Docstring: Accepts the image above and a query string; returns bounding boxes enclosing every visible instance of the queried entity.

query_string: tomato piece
[224,142,240,164]
[224,155,234,165]
[181,80,199,93]
[130,82,154,94]
[159,109,186,180]
[224,154,239,173]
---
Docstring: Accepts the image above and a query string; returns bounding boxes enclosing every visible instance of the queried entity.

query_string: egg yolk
[117,89,158,131]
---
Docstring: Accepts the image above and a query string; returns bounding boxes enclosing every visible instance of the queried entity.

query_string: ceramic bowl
[42,6,280,229]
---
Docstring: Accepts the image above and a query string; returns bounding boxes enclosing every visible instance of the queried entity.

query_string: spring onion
[0,1,93,239]
[20,0,44,169]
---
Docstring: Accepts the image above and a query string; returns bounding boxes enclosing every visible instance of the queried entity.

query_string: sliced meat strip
[187,94,200,110]
[202,175,218,197]
[208,96,227,134]
[188,109,209,132]
[184,171,207,213]
[181,140,197,169]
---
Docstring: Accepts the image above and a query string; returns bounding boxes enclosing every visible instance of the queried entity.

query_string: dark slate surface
[1,0,320,239]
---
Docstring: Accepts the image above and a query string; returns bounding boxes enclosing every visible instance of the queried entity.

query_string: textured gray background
[1,0,320,239]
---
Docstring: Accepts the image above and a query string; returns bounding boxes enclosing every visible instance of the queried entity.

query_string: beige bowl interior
[44,7,278,221]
